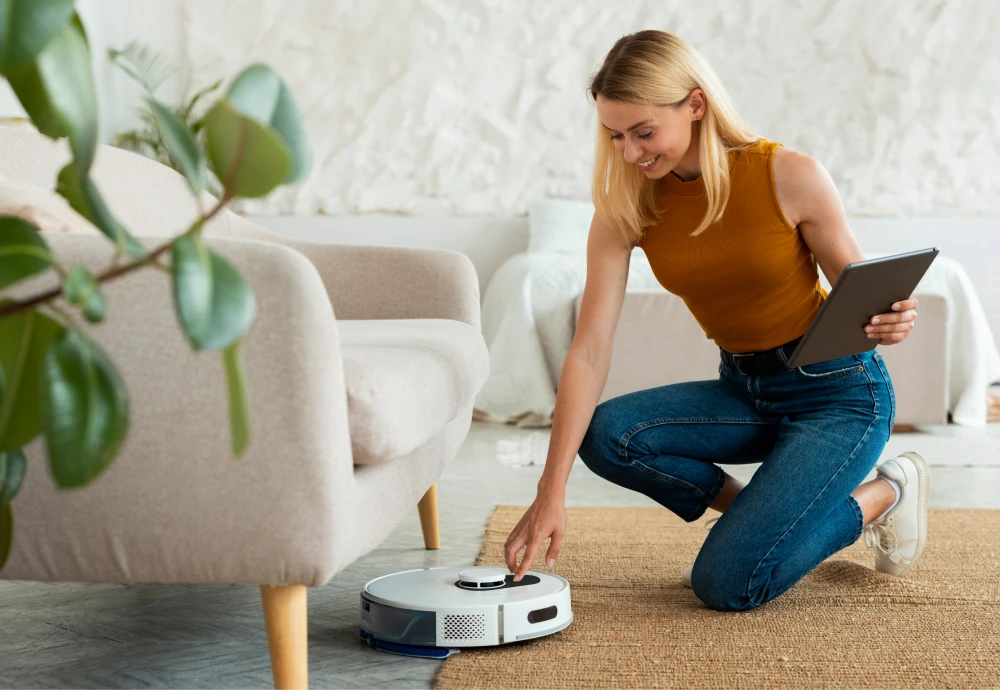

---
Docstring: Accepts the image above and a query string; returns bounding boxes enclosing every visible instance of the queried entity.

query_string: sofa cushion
[337,318,489,465]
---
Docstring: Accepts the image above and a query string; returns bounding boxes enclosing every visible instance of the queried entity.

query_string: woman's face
[595,90,704,178]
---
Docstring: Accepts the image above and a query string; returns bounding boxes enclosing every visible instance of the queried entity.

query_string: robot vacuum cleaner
[359,566,572,658]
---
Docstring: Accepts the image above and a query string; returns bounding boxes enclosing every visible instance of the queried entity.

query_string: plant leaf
[0,448,26,504]
[107,40,172,95]
[0,305,65,452]
[63,266,95,305]
[0,502,11,570]
[203,100,291,198]
[42,328,129,488]
[225,64,309,183]
[0,0,76,71]
[4,58,65,137]
[81,291,106,323]
[63,266,105,323]
[0,216,52,290]
[147,98,206,194]
[180,77,222,121]
[32,21,98,173]
[171,235,256,351]
[222,340,251,457]
[56,164,148,259]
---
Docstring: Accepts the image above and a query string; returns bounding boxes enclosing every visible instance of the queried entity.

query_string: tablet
[784,247,939,368]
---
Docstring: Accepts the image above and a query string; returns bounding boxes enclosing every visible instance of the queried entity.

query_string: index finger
[515,539,542,582]
[504,532,525,574]
[891,297,918,311]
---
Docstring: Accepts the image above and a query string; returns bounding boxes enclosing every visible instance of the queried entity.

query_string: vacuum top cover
[364,566,567,609]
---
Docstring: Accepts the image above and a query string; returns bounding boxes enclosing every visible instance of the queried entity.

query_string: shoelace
[863,517,913,566]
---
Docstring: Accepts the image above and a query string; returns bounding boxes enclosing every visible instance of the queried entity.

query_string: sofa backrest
[0,127,278,243]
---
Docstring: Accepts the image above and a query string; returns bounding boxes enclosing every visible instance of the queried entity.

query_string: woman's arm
[537,212,639,495]
[503,211,638,579]
[772,147,918,345]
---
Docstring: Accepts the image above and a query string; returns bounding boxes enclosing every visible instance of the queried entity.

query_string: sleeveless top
[637,139,828,353]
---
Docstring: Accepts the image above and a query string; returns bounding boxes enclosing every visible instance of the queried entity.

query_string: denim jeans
[577,347,896,612]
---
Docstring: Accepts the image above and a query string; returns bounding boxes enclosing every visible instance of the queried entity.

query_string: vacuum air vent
[443,613,486,640]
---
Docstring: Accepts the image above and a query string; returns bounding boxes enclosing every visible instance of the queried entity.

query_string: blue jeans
[578,348,896,612]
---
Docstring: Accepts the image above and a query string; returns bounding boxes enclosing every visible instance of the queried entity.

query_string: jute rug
[434,506,1000,689]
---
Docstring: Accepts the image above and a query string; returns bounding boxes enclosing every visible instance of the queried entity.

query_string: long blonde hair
[589,30,760,241]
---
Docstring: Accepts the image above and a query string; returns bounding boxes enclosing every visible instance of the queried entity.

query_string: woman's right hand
[504,490,567,581]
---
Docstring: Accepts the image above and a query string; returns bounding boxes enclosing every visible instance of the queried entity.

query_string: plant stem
[0,195,230,321]
[149,259,173,274]
[40,300,79,327]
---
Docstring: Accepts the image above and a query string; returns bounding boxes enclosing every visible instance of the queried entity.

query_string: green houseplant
[0,0,310,570]
[108,40,224,195]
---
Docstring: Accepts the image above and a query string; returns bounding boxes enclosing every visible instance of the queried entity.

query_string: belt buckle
[730,352,756,376]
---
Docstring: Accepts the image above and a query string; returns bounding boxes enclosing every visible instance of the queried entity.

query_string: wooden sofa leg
[418,483,441,549]
[260,585,308,689]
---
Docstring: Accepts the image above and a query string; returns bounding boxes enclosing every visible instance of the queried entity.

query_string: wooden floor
[1,420,998,688]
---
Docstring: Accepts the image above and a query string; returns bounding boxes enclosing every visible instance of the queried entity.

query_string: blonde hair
[589,30,760,241]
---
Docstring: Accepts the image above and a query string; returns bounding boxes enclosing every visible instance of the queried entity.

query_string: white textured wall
[176,0,999,216]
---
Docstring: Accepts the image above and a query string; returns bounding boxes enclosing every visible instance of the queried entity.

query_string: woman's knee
[690,567,761,612]
[578,400,626,476]
[690,552,763,612]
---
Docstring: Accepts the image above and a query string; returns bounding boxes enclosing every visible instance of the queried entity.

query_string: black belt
[720,336,803,376]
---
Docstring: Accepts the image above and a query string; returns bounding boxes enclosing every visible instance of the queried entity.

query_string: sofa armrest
[220,212,482,330]
[2,233,354,587]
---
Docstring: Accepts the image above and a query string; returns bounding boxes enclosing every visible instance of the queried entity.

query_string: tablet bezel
[784,247,939,369]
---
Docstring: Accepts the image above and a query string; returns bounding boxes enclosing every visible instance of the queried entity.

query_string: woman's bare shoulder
[771,145,835,229]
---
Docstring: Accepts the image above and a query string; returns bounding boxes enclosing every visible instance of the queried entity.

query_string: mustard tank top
[638,139,828,353]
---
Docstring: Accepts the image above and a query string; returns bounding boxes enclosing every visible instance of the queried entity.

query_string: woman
[503,30,930,612]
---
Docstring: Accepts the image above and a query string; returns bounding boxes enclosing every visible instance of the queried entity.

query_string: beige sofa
[577,288,948,426]
[0,129,489,687]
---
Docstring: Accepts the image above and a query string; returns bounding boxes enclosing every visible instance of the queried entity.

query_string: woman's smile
[638,155,660,171]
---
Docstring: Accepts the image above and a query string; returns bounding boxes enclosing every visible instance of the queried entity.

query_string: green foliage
[224,64,310,183]
[0,217,53,290]
[171,234,257,351]
[27,22,96,171]
[63,266,105,323]
[222,341,251,457]
[0,449,27,505]
[107,40,172,95]
[147,98,206,194]
[109,41,222,190]
[0,306,66,452]
[56,163,148,258]
[204,100,291,197]
[0,1,310,570]
[203,64,309,198]
[0,503,10,569]
[6,20,96,170]
[42,329,129,488]
[0,0,76,71]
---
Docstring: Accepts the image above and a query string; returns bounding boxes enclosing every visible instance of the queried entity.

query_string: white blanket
[474,251,1000,427]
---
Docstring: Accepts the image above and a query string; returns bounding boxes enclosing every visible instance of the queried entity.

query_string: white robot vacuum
[359,566,573,658]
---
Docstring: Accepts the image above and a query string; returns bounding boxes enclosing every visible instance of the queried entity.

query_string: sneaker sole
[888,450,931,577]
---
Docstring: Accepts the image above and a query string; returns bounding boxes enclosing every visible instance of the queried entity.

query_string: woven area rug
[434,506,1000,689]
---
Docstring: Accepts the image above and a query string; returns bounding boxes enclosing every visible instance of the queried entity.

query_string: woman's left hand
[865,297,918,345]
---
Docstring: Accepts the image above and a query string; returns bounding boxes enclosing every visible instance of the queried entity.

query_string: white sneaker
[682,517,719,588]
[863,451,931,577]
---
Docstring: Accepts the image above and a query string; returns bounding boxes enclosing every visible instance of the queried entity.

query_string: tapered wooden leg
[417,483,440,549]
[260,585,308,690]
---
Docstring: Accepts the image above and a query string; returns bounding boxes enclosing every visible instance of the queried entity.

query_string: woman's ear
[688,88,706,121]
